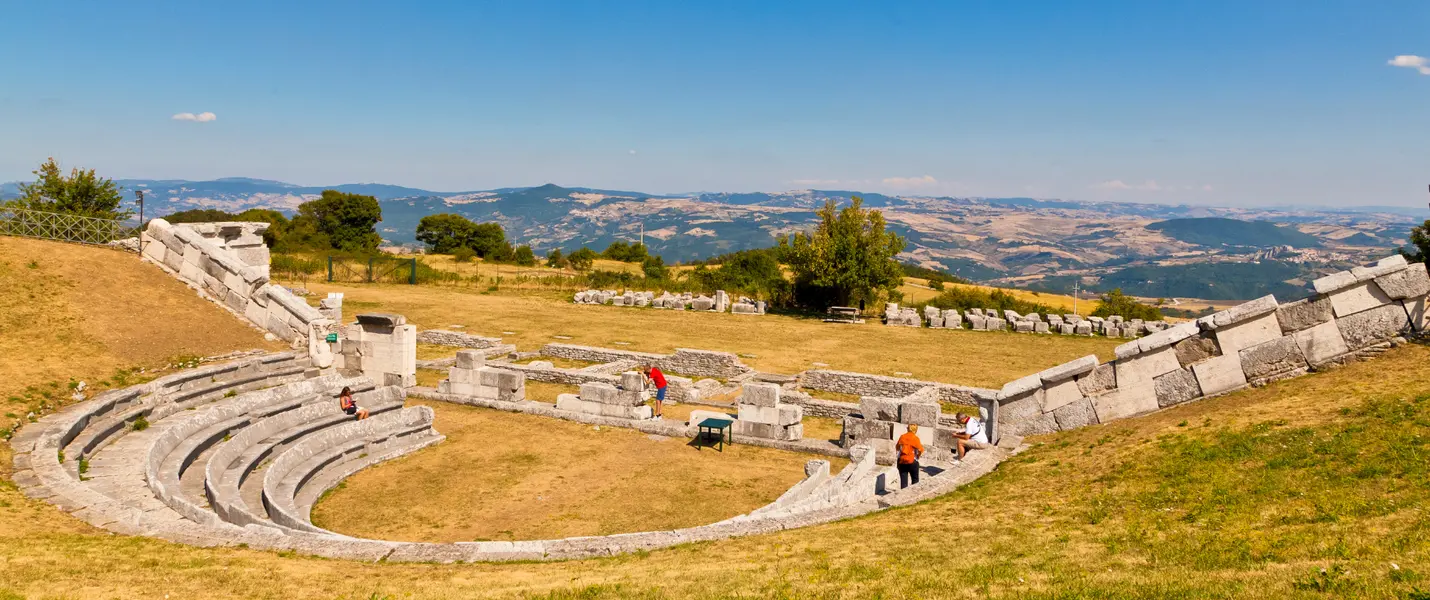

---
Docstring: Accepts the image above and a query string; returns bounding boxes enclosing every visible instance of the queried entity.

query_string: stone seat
[261,406,440,533]
[150,375,373,523]
[205,385,403,528]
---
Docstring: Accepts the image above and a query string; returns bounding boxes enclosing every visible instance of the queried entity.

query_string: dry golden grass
[0,237,281,418]
[304,281,1120,389]
[902,277,1100,316]
[313,399,838,542]
[4,345,1429,598]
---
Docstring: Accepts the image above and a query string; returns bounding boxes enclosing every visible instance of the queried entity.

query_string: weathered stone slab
[1091,382,1158,423]
[1153,368,1201,408]
[741,383,781,407]
[1312,270,1358,295]
[1373,265,1430,300]
[1000,373,1043,399]
[1074,321,1093,335]
[1327,280,1394,319]
[1052,397,1098,430]
[1040,378,1084,414]
[737,404,780,424]
[1276,296,1334,334]
[1239,336,1309,384]
[1137,321,1199,353]
[1076,363,1117,396]
[858,396,900,421]
[1038,355,1099,383]
[1336,302,1410,349]
[455,350,484,369]
[1114,346,1180,387]
[1114,340,1142,360]
[1213,311,1281,355]
[1405,297,1430,332]
[1292,320,1349,366]
[1191,354,1246,396]
[842,416,894,443]
[1173,333,1220,367]
[356,313,406,327]
[579,382,619,404]
[898,401,940,426]
[1209,295,1278,329]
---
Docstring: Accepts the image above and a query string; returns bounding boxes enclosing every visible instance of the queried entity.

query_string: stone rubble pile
[839,387,960,465]
[556,371,655,420]
[731,383,804,441]
[885,302,1167,337]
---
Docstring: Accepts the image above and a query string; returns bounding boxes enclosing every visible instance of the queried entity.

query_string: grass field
[5,239,1429,599]
[313,399,841,542]
[0,237,281,420]
[900,277,1100,316]
[301,280,1120,389]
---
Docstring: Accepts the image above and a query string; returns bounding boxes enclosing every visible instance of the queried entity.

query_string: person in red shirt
[644,365,667,418]
[895,424,924,488]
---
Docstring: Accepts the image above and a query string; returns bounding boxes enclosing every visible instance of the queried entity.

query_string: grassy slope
[0,237,280,420]
[3,344,1428,598]
[900,277,1100,315]
[303,281,1120,389]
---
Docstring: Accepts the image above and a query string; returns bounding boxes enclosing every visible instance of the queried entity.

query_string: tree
[602,241,648,263]
[568,247,597,271]
[778,196,906,308]
[416,213,478,254]
[511,245,537,266]
[162,208,237,223]
[546,248,568,269]
[296,190,382,253]
[1398,220,1430,268]
[233,209,290,248]
[10,157,130,219]
[1092,288,1164,321]
[451,247,476,263]
[468,223,508,259]
[641,255,667,279]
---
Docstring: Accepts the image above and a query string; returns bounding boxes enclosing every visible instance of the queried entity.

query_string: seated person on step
[338,386,369,420]
[953,413,989,461]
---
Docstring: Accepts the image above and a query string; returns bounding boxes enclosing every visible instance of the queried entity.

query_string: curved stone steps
[291,432,445,525]
[261,406,437,533]
[207,387,404,528]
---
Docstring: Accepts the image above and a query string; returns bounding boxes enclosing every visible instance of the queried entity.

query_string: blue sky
[1,1,1426,207]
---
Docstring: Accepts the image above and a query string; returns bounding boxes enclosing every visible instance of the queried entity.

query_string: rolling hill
[1146,217,1323,248]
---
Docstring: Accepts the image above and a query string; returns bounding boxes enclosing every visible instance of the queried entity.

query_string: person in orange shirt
[895,424,924,488]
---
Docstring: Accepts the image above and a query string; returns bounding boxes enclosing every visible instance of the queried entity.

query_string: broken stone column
[336,313,417,387]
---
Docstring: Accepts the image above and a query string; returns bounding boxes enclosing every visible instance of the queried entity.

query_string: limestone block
[1328,280,1394,318]
[1405,297,1430,332]
[1114,346,1180,387]
[1293,320,1349,365]
[842,416,894,443]
[929,316,944,328]
[1336,302,1411,349]
[967,315,987,330]
[1015,321,1035,333]
[224,289,248,313]
[1000,373,1043,399]
[1060,323,1075,335]
[1313,270,1358,294]
[244,300,268,328]
[1213,312,1281,355]
[455,350,484,369]
[1004,310,1022,321]
[943,310,963,328]
[988,318,1007,331]
[737,404,780,424]
[1034,321,1050,334]
[1074,321,1093,335]
[693,296,715,311]
[897,401,940,427]
[1006,410,1059,437]
[1208,295,1279,329]
[1374,266,1430,300]
[1091,382,1158,423]
[140,234,167,262]
[449,368,476,385]
[621,371,646,391]
[1153,368,1201,408]
[556,394,594,414]
[1350,256,1408,282]
[579,382,619,404]
[1138,321,1199,353]
[1172,333,1219,367]
[496,370,524,391]
[777,403,803,426]
[1191,354,1247,396]
[734,420,797,441]
[1276,296,1335,334]
[859,396,901,421]
[1041,378,1085,413]
[968,308,983,316]
[1039,355,1099,383]
[1109,316,1124,324]
[998,389,1043,424]
[1052,397,1098,430]
[1076,363,1117,396]
[1239,337,1309,384]
[1114,340,1143,360]
[1123,327,1139,339]
[741,382,781,407]
[162,246,184,271]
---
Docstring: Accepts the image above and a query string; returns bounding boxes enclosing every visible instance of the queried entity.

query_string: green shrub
[131,416,149,431]
[1092,288,1164,321]
[451,247,477,263]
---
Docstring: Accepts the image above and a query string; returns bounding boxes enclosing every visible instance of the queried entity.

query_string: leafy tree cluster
[158,190,383,254]
[7,158,132,220]
[601,241,649,263]
[1092,288,1164,321]
[567,247,597,271]
[1396,220,1430,270]
[778,197,906,308]
[687,248,791,304]
[900,262,970,286]
[414,213,536,265]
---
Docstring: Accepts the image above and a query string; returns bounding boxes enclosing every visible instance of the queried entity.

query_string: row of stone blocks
[884,302,1162,337]
[839,386,961,464]
[437,350,525,401]
[732,383,804,441]
[556,372,655,420]
[574,289,767,314]
[992,255,1430,440]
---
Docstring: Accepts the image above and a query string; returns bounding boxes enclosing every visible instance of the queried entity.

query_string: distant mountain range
[3,177,1422,299]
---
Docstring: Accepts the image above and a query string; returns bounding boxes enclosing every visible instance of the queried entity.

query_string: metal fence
[0,206,140,249]
[327,256,419,284]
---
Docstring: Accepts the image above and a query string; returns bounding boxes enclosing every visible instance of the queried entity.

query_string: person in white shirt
[953,413,990,460]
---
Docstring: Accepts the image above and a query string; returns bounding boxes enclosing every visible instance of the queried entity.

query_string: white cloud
[628,149,637,155]
[881,175,938,190]
[1387,55,1430,75]
[172,111,217,122]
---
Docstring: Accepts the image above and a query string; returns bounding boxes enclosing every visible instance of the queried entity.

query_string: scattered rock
[613,341,631,346]
[502,331,516,335]
[893,371,913,377]
[812,362,829,367]
[739,353,758,359]
[552,335,573,340]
